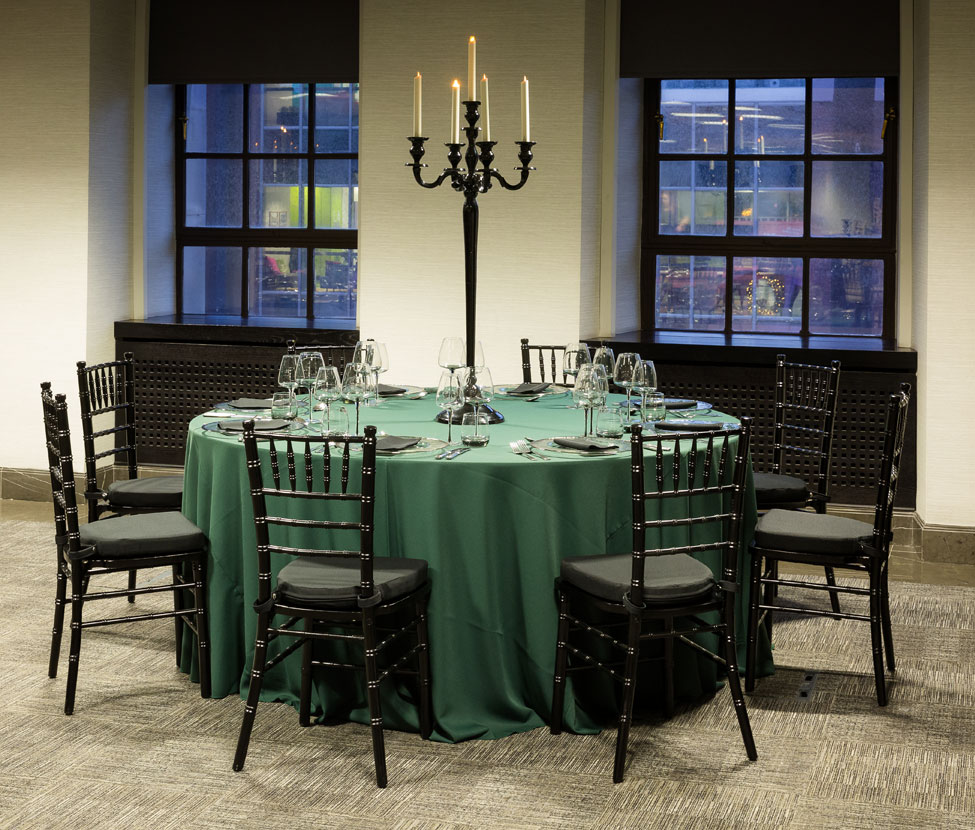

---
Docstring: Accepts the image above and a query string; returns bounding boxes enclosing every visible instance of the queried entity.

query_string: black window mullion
[175,85,188,312]
[640,78,659,330]
[801,79,814,335]
[241,83,251,316]
[725,79,735,334]
[307,83,316,321]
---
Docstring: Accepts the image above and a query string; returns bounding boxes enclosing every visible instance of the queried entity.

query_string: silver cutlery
[510,440,539,461]
[444,447,470,460]
[517,438,550,460]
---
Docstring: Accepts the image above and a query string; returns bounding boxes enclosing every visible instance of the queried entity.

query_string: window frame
[174,82,359,322]
[640,77,898,339]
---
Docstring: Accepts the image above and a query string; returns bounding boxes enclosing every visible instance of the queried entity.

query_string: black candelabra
[408,100,536,424]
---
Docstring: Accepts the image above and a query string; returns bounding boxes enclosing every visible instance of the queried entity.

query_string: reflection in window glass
[249,160,307,228]
[810,259,883,335]
[248,248,306,317]
[185,160,242,227]
[314,160,358,229]
[812,78,885,154]
[660,80,728,155]
[186,85,242,153]
[315,83,359,152]
[314,249,357,321]
[655,255,726,330]
[182,247,241,315]
[735,80,805,154]
[734,161,804,236]
[659,161,726,235]
[811,161,883,238]
[732,257,802,332]
[249,83,308,153]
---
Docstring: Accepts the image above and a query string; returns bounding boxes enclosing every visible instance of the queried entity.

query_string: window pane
[732,257,803,332]
[734,80,805,154]
[248,248,306,318]
[248,160,307,228]
[314,249,358,321]
[249,83,308,153]
[810,259,884,335]
[315,83,359,153]
[314,160,358,229]
[812,78,885,154]
[811,161,883,238]
[655,255,726,331]
[182,247,241,315]
[660,80,729,155]
[734,161,804,236]
[185,159,242,227]
[186,84,242,153]
[659,161,726,236]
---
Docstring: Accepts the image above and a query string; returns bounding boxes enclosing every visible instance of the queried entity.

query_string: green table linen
[182,392,773,742]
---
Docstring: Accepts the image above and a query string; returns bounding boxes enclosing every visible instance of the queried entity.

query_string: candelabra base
[435,402,504,425]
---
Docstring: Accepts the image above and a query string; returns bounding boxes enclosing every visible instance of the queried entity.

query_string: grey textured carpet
[2,518,974,829]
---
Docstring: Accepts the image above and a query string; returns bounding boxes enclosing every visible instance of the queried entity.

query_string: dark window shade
[620,1,899,79]
[149,0,359,84]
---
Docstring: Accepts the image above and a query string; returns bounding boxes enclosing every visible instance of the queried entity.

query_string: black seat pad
[754,509,874,556]
[276,556,428,609]
[80,511,205,558]
[561,553,715,604]
[107,476,184,509]
[752,472,807,508]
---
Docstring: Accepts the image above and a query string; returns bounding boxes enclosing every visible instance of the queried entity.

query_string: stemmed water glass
[296,352,325,424]
[573,364,607,437]
[313,366,343,436]
[592,344,616,384]
[359,339,388,405]
[634,360,657,422]
[278,354,299,414]
[341,363,371,434]
[563,343,592,406]
[436,370,465,444]
[438,337,465,372]
[614,352,643,417]
[459,365,494,447]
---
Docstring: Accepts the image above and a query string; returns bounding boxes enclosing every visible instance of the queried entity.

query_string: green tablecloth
[182,392,772,742]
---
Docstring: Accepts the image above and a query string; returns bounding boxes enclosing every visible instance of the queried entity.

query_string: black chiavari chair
[520,338,572,385]
[551,420,756,782]
[746,384,911,706]
[232,423,432,788]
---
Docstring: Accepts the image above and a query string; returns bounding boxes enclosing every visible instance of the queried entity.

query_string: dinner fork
[516,438,550,460]
[509,440,540,461]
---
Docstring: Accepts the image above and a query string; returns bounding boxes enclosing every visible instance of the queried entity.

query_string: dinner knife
[444,447,470,460]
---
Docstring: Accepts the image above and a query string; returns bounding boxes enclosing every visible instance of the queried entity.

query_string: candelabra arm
[407,136,463,188]
[486,141,536,191]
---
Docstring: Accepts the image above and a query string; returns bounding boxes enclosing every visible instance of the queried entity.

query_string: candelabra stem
[463,197,479,368]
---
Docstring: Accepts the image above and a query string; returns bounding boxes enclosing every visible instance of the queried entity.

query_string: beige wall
[912,0,975,526]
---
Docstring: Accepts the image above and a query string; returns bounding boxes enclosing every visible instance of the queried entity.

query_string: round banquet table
[180,390,773,742]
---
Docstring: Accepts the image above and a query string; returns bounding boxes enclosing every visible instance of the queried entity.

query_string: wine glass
[473,340,486,371]
[573,364,604,437]
[435,370,465,444]
[313,365,343,436]
[459,366,493,446]
[341,363,372,434]
[592,344,616,383]
[296,351,325,422]
[563,343,592,407]
[438,337,465,372]
[636,360,658,422]
[361,339,388,405]
[278,354,299,413]
[614,352,643,416]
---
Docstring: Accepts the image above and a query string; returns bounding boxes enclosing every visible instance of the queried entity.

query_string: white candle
[520,76,530,142]
[468,36,476,102]
[451,80,461,143]
[413,72,422,136]
[480,74,491,141]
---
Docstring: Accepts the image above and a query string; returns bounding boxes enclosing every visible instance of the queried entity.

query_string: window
[645,78,895,337]
[176,83,359,322]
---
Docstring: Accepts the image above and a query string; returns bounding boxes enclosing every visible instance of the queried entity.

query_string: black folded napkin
[217,419,291,433]
[378,384,408,397]
[553,437,618,451]
[376,435,421,452]
[225,398,273,410]
[653,419,728,432]
[664,398,698,409]
[508,382,551,395]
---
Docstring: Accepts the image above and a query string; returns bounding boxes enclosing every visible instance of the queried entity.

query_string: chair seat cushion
[107,476,184,509]
[752,472,808,508]
[80,511,205,558]
[276,556,428,609]
[560,553,715,604]
[754,509,874,556]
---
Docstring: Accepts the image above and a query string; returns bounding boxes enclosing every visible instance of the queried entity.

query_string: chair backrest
[40,383,82,557]
[520,338,569,384]
[629,420,752,609]
[870,383,911,556]
[285,340,356,375]
[76,353,138,504]
[771,354,841,505]
[242,422,379,607]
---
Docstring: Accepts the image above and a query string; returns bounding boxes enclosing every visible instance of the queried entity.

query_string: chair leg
[299,622,314,727]
[761,558,775,643]
[415,594,433,741]
[49,562,68,679]
[550,586,570,735]
[127,569,136,603]
[880,560,895,671]
[362,610,388,788]
[192,560,211,699]
[745,550,762,693]
[613,614,642,784]
[172,564,184,666]
[64,565,86,715]
[722,621,758,761]
[824,567,842,614]
[868,561,888,706]
[662,617,675,718]
[233,611,270,771]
